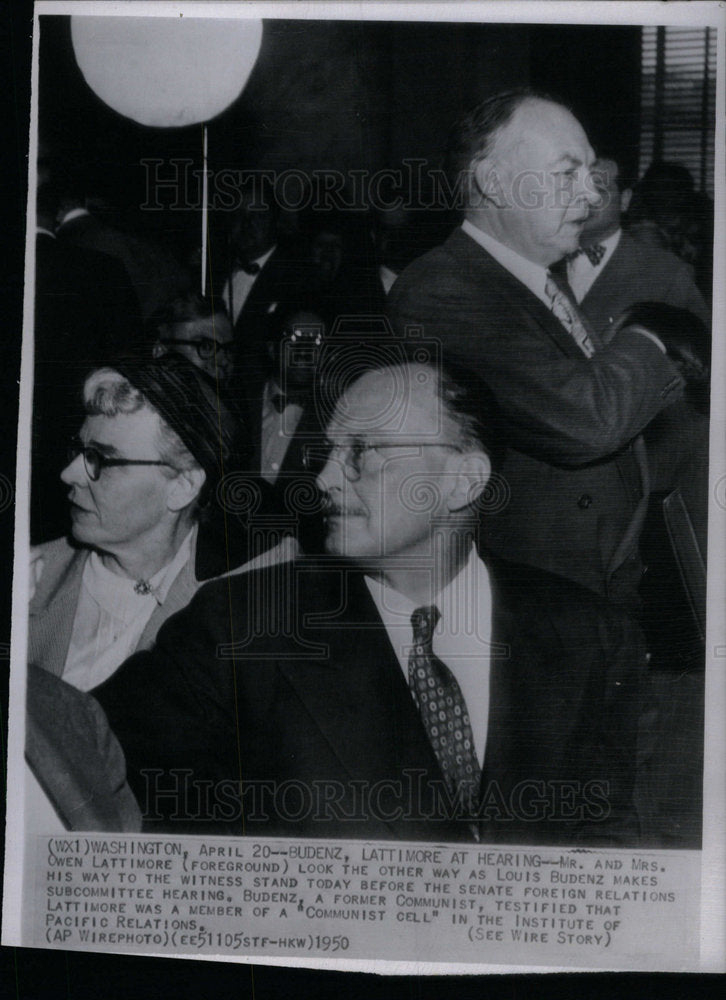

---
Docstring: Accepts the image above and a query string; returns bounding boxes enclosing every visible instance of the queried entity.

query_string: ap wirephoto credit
[3,0,724,977]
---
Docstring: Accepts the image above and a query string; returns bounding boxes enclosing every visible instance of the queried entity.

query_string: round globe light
[71,15,263,128]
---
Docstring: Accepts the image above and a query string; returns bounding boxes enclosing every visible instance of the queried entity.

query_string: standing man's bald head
[448,91,599,266]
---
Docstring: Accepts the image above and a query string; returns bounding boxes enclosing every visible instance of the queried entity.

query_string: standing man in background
[566,154,709,338]
[389,90,685,606]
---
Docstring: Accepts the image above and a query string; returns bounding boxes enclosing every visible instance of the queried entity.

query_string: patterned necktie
[408,605,481,814]
[545,272,597,357]
[566,243,607,266]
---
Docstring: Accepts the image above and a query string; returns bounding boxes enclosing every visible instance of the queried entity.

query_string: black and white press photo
[3,0,724,975]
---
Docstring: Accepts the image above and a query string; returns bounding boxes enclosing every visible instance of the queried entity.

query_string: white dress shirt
[222,245,276,325]
[57,206,91,227]
[462,219,665,353]
[62,527,195,691]
[260,379,304,484]
[567,228,621,304]
[365,547,494,767]
[379,263,398,295]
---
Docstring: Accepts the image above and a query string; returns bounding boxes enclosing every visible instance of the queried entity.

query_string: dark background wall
[2,7,721,1000]
[37,17,642,251]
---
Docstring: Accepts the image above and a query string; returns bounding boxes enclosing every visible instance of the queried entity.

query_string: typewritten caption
[29,836,700,970]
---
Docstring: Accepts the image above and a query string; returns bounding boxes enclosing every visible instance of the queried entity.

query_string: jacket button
[578,494,593,509]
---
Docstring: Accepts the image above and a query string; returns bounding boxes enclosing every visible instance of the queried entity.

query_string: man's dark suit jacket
[387,227,684,603]
[95,556,646,846]
[228,249,308,349]
[578,230,710,342]
[237,370,328,553]
[56,211,183,324]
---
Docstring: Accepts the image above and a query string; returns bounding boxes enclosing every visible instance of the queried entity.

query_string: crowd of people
[27,89,711,846]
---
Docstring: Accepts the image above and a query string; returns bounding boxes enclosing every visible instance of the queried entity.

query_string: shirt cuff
[633,327,667,354]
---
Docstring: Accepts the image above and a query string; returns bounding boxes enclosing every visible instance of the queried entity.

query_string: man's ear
[472,156,508,209]
[166,467,207,513]
[446,451,491,513]
[620,187,633,215]
[151,341,165,360]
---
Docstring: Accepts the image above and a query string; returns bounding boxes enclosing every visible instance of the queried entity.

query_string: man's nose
[315,451,346,495]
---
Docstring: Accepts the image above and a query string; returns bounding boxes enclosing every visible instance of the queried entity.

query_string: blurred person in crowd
[55,171,185,324]
[563,155,709,338]
[626,160,714,302]
[239,297,330,552]
[220,184,307,351]
[302,209,386,328]
[150,288,236,382]
[245,299,327,486]
[33,177,142,543]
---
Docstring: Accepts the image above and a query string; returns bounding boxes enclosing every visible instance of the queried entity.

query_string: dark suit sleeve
[26,666,141,832]
[92,580,244,830]
[662,260,710,327]
[388,245,684,465]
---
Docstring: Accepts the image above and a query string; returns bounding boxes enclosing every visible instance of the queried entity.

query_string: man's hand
[613,302,710,385]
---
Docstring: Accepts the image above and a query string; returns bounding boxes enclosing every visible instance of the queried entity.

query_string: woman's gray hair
[82,368,198,473]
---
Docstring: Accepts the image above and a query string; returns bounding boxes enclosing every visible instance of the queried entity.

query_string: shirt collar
[600,227,621,259]
[36,226,56,239]
[86,525,196,610]
[253,245,276,270]
[364,545,488,635]
[461,219,551,306]
[59,207,90,226]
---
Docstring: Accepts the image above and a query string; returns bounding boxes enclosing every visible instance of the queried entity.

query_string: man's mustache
[321,497,366,517]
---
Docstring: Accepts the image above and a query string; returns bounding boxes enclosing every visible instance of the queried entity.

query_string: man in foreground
[96,358,646,845]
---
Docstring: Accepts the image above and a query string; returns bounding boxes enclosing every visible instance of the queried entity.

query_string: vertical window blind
[639,26,717,195]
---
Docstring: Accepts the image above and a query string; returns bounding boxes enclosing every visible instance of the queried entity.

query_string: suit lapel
[137,553,199,651]
[580,232,630,318]
[29,547,87,677]
[448,229,586,360]
[277,573,449,837]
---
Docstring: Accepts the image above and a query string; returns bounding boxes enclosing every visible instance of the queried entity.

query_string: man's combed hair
[82,368,197,474]
[444,88,554,195]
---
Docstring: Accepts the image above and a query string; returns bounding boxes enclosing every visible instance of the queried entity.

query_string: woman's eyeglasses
[67,438,174,482]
